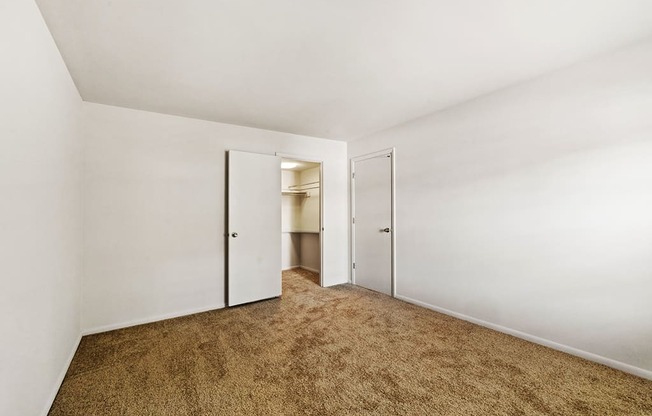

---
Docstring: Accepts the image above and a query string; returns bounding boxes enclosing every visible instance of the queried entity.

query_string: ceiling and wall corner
[35,0,652,140]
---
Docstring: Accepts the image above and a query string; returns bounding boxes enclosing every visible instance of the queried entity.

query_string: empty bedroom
[1,0,651,415]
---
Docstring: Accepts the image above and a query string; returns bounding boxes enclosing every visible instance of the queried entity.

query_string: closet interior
[281,158,321,282]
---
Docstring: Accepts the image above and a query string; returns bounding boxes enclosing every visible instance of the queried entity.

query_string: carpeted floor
[50,269,652,415]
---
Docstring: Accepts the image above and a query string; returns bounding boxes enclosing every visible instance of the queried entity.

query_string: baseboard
[283,265,320,274]
[282,265,301,271]
[395,294,652,381]
[298,265,320,274]
[41,333,82,416]
[81,303,225,336]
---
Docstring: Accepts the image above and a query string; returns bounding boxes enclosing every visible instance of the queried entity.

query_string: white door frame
[276,152,324,287]
[350,148,396,297]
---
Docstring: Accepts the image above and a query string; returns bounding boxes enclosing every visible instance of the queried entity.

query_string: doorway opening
[280,157,323,286]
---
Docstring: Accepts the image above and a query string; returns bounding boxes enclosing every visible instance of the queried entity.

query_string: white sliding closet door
[227,150,281,306]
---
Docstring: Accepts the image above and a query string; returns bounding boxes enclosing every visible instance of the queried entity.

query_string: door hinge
[352,172,355,179]
[352,262,356,269]
[352,217,355,224]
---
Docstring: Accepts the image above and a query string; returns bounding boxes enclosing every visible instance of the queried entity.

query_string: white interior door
[352,151,393,295]
[228,150,281,306]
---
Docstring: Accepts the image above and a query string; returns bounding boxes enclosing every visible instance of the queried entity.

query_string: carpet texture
[50,269,651,415]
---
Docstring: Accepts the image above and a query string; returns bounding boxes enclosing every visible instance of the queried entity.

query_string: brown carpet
[50,269,652,415]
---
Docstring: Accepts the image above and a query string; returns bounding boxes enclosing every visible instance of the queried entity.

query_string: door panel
[353,153,392,295]
[228,150,281,306]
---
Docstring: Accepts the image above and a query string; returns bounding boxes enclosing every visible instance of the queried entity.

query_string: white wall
[82,102,348,333]
[0,1,83,415]
[349,39,652,376]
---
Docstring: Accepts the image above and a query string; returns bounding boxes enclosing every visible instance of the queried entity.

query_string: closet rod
[282,190,308,195]
[288,181,320,189]
[287,185,319,191]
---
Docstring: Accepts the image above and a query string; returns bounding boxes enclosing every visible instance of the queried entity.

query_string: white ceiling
[281,159,320,172]
[37,0,652,140]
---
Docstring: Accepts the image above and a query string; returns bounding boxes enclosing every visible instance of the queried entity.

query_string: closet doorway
[279,156,323,286]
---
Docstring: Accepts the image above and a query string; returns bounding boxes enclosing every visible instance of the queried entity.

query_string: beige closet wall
[298,167,320,232]
[298,167,321,272]
[281,166,321,273]
[282,170,301,269]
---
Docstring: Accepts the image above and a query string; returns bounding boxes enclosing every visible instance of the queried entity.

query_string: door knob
[382,228,391,233]
[231,232,238,238]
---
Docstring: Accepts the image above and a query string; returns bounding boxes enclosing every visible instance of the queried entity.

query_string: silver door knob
[382,228,391,233]
[231,232,238,238]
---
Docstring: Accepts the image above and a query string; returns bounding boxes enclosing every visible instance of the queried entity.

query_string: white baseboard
[282,265,301,271]
[81,303,225,336]
[42,333,82,416]
[395,294,652,381]
[298,265,320,274]
[283,265,320,274]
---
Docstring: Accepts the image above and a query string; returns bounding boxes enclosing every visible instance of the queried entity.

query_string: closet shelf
[282,190,310,197]
[288,181,319,191]
[282,180,319,197]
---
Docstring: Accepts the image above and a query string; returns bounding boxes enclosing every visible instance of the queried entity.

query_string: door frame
[350,148,396,297]
[276,152,324,287]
